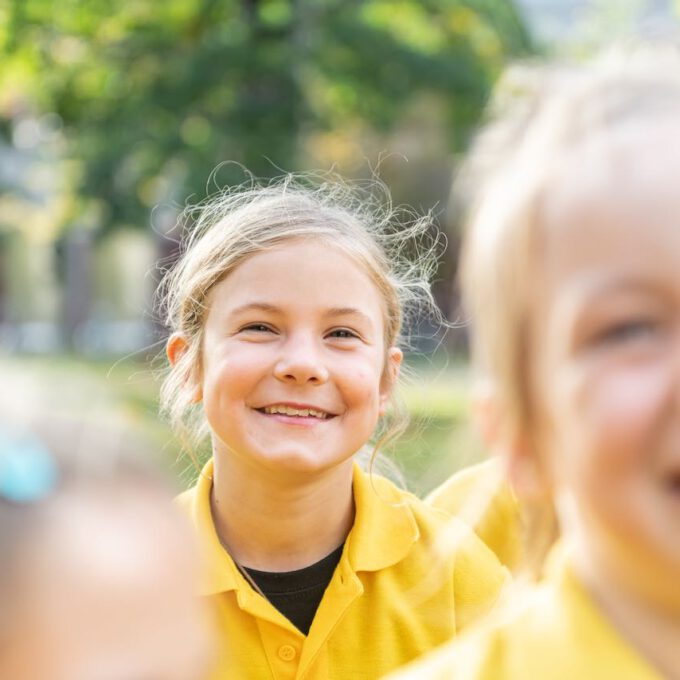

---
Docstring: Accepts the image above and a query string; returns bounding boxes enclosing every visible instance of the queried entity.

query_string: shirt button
[278,645,297,661]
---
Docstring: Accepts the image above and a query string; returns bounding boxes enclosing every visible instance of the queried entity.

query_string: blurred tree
[0,0,532,236]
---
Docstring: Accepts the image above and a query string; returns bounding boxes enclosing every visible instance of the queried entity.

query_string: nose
[273,336,329,385]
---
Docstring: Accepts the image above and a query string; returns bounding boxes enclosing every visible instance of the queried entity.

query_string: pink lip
[260,412,330,427]
[255,402,337,415]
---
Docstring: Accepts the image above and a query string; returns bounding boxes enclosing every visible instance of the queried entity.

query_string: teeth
[263,405,328,419]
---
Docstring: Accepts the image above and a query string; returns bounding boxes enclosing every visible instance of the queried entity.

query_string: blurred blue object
[0,430,58,503]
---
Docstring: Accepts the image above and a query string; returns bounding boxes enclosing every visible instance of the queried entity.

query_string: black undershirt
[244,543,344,635]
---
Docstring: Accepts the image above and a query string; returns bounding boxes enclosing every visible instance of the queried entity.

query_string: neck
[210,451,355,572]
[574,550,680,680]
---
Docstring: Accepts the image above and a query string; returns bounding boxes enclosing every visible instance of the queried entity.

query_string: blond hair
[458,44,680,573]
[158,173,443,466]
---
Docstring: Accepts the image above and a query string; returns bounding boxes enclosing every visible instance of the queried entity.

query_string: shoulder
[354,469,509,630]
[353,465,478,542]
[384,584,552,680]
[385,630,507,680]
[426,460,522,571]
[389,562,665,680]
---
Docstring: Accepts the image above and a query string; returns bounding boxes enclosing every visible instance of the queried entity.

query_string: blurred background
[1,0,677,492]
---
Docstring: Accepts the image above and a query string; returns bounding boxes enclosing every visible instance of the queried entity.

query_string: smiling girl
[389,46,680,680]
[162,177,507,679]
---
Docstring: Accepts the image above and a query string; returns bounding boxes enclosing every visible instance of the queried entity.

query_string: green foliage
[0,0,531,234]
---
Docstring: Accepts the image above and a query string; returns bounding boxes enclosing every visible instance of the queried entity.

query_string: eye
[239,323,276,334]
[327,328,360,340]
[594,318,660,346]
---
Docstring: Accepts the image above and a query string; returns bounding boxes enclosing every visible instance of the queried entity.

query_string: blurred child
[389,45,680,679]
[0,426,214,680]
[162,176,508,679]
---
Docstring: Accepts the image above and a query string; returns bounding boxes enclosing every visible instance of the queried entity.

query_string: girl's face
[526,128,680,610]
[193,239,401,475]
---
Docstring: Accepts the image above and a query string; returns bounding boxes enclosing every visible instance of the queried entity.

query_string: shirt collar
[346,462,420,571]
[539,549,664,680]
[177,459,420,596]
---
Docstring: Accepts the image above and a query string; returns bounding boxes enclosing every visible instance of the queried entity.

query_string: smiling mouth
[256,405,334,420]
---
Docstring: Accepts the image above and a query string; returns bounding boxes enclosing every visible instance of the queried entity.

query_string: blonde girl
[390,46,680,679]
[161,176,507,680]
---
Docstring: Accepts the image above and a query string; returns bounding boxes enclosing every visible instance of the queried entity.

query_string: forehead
[208,239,386,320]
[537,122,680,292]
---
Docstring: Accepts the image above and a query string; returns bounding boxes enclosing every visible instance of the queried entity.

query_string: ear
[472,384,547,501]
[166,333,203,403]
[166,332,188,367]
[379,347,403,416]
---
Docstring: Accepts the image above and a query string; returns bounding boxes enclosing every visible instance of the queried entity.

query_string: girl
[162,177,508,679]
[390,46,680,679]
[0,425,214,680]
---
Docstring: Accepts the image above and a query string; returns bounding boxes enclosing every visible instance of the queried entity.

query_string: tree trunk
[60,229,93,350]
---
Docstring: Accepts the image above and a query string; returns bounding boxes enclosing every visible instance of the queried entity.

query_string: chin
[259,449,352,476]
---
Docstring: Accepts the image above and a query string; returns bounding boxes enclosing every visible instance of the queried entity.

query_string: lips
[254,403,337,419]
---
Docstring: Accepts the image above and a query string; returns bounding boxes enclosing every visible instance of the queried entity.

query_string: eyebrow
[325,307,374,325]
[229,303,374,325]
[230,302,280,316]
[557,276,672,333]
[572,275,671,301]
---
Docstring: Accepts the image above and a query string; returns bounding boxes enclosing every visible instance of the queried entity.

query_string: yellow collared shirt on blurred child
[386,551,663,680]
[426,459,522,573]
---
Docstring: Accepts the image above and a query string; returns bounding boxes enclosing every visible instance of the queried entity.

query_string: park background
[0,0,676,493]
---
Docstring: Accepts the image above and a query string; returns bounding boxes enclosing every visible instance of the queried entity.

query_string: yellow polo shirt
[387,555,663,680]
[426,460,522,572]
[177,460,508,680]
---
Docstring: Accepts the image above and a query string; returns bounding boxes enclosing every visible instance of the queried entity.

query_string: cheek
[203,343,266,392]
[588,367,665,431]
[555,360,671,479]
[341,355,385,402]
[201,349,269,438]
